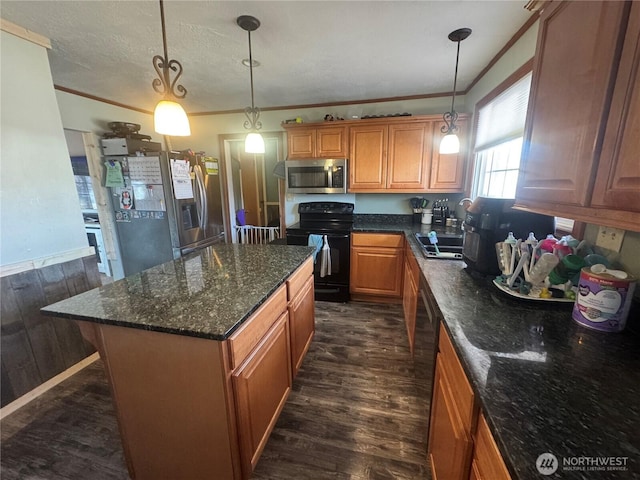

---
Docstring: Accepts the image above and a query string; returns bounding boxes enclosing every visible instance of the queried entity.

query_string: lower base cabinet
[233,312,292,473]
[288,276,315,376]
[429,359,474,480]
[350,233,404,300]
[428,325,512,480]
[402,242,419,355]
[470,414,512,480]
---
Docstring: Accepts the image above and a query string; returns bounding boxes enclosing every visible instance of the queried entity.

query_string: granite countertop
[42,244,315,341]
[404,235,640,480]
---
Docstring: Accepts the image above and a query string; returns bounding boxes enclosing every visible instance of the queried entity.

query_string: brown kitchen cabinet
[428,324,477,480]
[348,124,388,190]
[515,0,640,231]
[350,232,404,300]
[283,124,347,159]
[286,258,315,377]
[591,2,640,218]
[349,121,433,192]
[402,241,419,355]
[470,413,512,480]
[349,117,468,193]
[232,311,292,474]
[430,117,468,192]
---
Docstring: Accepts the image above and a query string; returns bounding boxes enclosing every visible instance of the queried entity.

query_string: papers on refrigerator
[170,159,194,199]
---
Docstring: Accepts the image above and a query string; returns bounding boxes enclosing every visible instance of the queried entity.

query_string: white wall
[0,31,88,268]
[56,90,157,142]
[465,22,539,119]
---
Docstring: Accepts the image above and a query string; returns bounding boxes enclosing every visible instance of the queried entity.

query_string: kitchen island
[42,244,316,480]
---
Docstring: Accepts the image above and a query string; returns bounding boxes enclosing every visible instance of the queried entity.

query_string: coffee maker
[462,197,555,275]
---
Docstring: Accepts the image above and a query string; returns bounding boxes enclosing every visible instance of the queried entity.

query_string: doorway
[219,133,285,243]
[64,129,123,281]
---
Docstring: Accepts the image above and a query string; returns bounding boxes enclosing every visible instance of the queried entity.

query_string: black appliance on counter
[462,197,555,275]
[286,202,354,302]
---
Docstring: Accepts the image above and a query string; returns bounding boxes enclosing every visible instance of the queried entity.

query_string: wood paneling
[0,255,99,407]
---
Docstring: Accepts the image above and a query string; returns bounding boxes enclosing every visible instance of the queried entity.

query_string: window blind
[475,73,532,152]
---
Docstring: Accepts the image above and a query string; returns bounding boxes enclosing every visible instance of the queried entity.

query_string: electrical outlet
[595,226,625,252]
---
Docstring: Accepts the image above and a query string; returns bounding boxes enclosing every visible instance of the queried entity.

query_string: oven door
[286,231,351,302]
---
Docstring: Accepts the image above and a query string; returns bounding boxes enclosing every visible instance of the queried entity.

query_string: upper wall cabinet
[515,0,640,231]
[283,115,469,193]
[591,3,640,217]
[429,117,468,192]
[348,117,468,193]
[283,125,347,159]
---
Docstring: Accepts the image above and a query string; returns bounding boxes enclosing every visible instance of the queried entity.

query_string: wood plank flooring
[1,301,433,479]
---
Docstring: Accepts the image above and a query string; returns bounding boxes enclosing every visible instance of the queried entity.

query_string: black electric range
[286,202,354,302]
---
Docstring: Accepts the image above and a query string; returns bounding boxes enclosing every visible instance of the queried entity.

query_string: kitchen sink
[415,232,464,259]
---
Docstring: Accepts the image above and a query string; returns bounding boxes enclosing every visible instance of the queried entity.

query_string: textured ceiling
[1,1,532,114]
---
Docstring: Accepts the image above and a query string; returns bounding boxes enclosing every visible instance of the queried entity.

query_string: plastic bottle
[504,231,517,245]
[529,253,560,285]
[548,254,586,285]
[553,237,572,259]
[525,232,538,245]
[539,234,558,253]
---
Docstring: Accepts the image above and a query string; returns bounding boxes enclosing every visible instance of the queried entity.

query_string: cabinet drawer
[286,257,314,301]
[228,284,287,370]
[352,233,403,248]
[438,324,476,431]
[473,413,511,480]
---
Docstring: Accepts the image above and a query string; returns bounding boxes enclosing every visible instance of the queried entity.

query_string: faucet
[458,197,473,206]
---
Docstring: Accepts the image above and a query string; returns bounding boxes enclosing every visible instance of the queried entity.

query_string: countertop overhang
[41,244,315,340]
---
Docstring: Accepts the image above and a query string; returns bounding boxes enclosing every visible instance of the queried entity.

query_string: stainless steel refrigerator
[102,138,225,277]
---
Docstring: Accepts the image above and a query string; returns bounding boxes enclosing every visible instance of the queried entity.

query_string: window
[472,71,532,199]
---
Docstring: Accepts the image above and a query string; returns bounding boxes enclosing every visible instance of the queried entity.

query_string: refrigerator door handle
[194,165,207,232]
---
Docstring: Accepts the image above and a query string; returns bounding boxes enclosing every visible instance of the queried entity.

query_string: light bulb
[154,100,191,136]
[439,133,460,154]
[245,132,265,154]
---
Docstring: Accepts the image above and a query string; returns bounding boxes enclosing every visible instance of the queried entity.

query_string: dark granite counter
[352,215,463,237]
[42,244,315,341]
[405,235,640,480]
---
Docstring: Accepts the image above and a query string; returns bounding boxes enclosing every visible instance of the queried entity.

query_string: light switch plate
[595,226,625,252]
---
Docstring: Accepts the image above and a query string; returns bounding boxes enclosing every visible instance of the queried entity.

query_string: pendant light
[152,0,191,136]
[439,28,472,154]
[237,15,265,154]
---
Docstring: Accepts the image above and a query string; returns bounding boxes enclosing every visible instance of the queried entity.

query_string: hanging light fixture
[439,27,472,154]
[152,0,191,136]
[237,15,265,154]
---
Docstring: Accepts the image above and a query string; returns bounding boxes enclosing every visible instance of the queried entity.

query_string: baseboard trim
[0,352,100,420]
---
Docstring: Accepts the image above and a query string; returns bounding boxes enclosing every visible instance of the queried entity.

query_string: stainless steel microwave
[285,159,348,194]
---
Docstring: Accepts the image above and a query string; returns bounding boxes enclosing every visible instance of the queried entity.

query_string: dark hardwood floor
[1,301,433,479]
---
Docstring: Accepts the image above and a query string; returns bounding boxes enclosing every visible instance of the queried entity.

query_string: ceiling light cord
[439,27,471,154]
[244,28,262,132]
[442,38,461,135]
[152,0,186,100]
[238,15,264,153]
[152,0,190,136]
